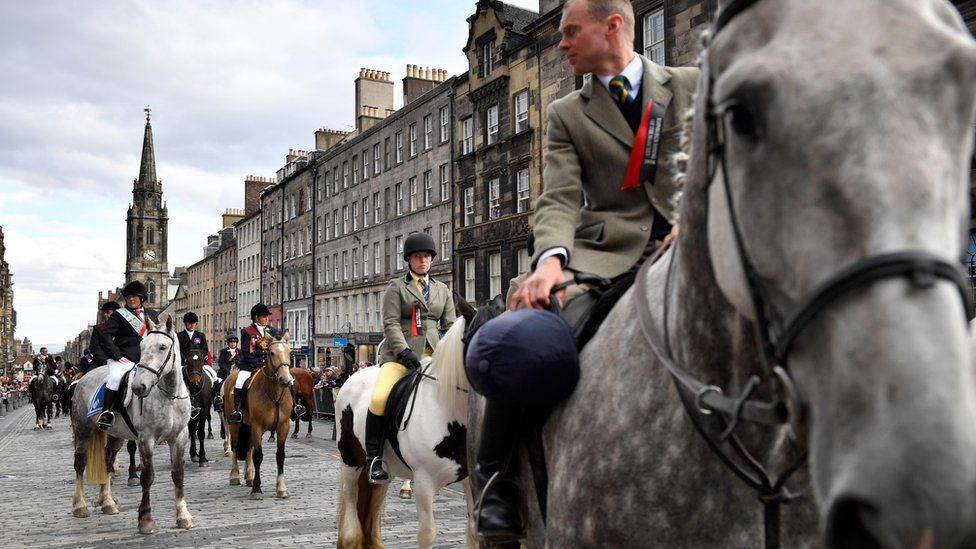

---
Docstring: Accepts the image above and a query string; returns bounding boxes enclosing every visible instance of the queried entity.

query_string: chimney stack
[402,64,449,106]
[244,175,274,215]
[355,67,394,133]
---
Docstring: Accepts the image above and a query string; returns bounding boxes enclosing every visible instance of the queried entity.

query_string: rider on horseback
[228,303,305,424]
[178,311,212,420]
[213,334,239,407]
[469,0,695,541]
[96,280,160,431]
[364,232,456,484]
[32,347,55,377]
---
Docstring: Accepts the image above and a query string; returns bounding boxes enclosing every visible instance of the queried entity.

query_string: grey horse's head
[702,0,976,546]
[131,315,178,398]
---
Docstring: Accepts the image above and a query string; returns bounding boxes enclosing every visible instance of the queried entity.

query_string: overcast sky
[0,0,542,353]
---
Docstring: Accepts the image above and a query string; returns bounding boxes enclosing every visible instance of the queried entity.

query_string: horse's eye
[725,102,760,140]
[159,345,166,351]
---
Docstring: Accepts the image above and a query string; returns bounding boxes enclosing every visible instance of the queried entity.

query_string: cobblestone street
[0,405,469,548]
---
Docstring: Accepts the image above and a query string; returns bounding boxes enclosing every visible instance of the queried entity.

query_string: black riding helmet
[183,311,199,324]
[226,334,239,343]
[121,280,148,301]
[250,303,271,319]
[100,301,121,312]
[402,232,437,261]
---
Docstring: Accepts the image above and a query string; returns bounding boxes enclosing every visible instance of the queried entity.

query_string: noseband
[635,0,975,547]
[136,331,187,400]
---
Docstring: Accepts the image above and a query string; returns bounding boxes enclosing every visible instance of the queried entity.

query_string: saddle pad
[383,369,424,470]
[86,370,134,417]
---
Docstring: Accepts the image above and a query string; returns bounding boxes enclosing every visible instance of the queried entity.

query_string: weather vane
[144,105,151,122]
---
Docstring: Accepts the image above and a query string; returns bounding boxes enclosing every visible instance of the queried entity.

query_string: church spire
[137,105,157,188]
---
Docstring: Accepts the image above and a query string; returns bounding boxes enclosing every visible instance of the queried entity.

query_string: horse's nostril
[826,498,885,549]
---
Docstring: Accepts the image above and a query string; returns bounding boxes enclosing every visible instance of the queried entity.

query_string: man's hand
[664,224,679,246]
[511,256,569,311]
[119,357,132,364]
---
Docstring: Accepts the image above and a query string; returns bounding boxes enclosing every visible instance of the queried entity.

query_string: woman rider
[365,232,456,483]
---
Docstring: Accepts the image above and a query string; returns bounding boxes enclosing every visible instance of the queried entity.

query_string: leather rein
[633,0,975,547]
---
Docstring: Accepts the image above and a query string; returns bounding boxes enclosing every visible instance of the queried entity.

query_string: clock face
[144,249,156,262]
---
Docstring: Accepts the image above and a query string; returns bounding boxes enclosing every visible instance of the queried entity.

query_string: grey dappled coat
[533,55,699,280]
[378,273,456,366]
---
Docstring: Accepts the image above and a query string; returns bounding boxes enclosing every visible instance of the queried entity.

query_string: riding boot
[364,411,390,484]
[213,381,224,408]
[290,385,306,419]
[474,400,524,541]
[229,385,247,424]
[96,388,119,431]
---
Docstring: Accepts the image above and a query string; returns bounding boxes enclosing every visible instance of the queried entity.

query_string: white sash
[116,308,147,337]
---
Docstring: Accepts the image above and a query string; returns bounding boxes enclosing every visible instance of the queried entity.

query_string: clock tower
[125,107,169,311]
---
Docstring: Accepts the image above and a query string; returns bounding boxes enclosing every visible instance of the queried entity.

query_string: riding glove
[397,349,422,370]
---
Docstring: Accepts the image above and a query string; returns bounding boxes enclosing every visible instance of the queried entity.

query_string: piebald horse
[335,319,476,549]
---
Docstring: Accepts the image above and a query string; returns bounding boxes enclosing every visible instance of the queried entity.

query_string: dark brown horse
[222,332,293,500]
[183,349,214,466]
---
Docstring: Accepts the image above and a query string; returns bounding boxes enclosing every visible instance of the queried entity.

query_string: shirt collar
[596,52,644,96]
[410,271,430,284]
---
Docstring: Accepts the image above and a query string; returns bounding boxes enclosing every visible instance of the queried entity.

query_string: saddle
[382,369,425,470]
[87,371,139,434]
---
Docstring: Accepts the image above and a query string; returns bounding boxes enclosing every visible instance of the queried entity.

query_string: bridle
[136,330,188,401]
[261,340,292,385]
[634,0,976,547]
[182,352,206,397]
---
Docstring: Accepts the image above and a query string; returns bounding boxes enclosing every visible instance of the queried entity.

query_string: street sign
[332,337,348,348]
[300,346,309,354]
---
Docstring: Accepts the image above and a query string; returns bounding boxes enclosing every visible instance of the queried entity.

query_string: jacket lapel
[641,56,673,115]
[582,75,634,148]
[403,275,427,308]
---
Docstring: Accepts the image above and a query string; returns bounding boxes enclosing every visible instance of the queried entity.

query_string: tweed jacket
[533,55,699,279]
[379,272,456,365]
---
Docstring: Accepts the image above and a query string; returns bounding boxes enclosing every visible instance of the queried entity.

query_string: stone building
[213,211,242,345]
[260,176,287,330]
[236,176,269,329]
[0,226,15,369]
[311,66,455,367]
[453,0,715,304]
[124,109,170,311]
[279,161,315,366]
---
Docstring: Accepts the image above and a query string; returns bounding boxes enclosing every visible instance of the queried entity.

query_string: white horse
[335,318,476,549]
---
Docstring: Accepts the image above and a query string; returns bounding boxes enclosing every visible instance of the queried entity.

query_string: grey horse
[70,316,195,534]
[468,0,976,547]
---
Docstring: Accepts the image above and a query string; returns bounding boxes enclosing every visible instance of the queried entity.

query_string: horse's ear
[164,315,172,333]
[491,294,506,313]
[146,316,156,332]
[454,291,476,323]
[281,329,290,343]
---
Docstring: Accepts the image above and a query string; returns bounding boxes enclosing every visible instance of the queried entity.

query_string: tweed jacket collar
[581,54,673,148]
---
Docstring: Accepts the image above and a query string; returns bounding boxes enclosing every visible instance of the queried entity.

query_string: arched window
[146,228,154,245]
[147,279,156,305]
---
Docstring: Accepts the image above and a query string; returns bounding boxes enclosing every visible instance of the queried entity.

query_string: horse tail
[430,317,468,422]
[236,423,251,460]
[86,429,108,485]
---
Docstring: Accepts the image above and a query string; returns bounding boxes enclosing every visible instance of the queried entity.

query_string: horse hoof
[199,460,209,468]
[128,477,140,486]
[207,433,213,439]
[138,520,158,535]
[72,507,90,518]
[191,455,199,463]
[224,451,233,457]
[250,492,263,501]
[177,517,196,529]
[101,504,119,515]
[276,490,289,499]
[291,433,297,439]
[245,479,253,487]
[45,426,53,430]
[32,426,39,431]
[305,433,312,439]
[399,489,412,499]
[230,478,240,486]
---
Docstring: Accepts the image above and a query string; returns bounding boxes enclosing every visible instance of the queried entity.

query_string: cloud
[0,0,541,348]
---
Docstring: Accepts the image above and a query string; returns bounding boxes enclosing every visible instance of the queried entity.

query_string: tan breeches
[368,361,409,416]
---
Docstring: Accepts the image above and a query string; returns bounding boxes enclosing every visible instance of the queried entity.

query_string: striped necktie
[419,278,430,302]
[609,75,633,105]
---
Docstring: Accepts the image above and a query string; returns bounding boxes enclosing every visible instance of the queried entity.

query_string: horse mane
[428,317,469,424]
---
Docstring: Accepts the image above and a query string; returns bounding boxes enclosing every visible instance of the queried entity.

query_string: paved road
[0,405,469,548]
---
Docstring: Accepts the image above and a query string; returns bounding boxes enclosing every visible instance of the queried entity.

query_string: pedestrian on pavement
[364,231,456,484]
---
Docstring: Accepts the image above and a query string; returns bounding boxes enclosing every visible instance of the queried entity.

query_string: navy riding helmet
[464,308,580,411]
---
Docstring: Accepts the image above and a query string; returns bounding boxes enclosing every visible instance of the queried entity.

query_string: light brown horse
[222,331,293,500]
